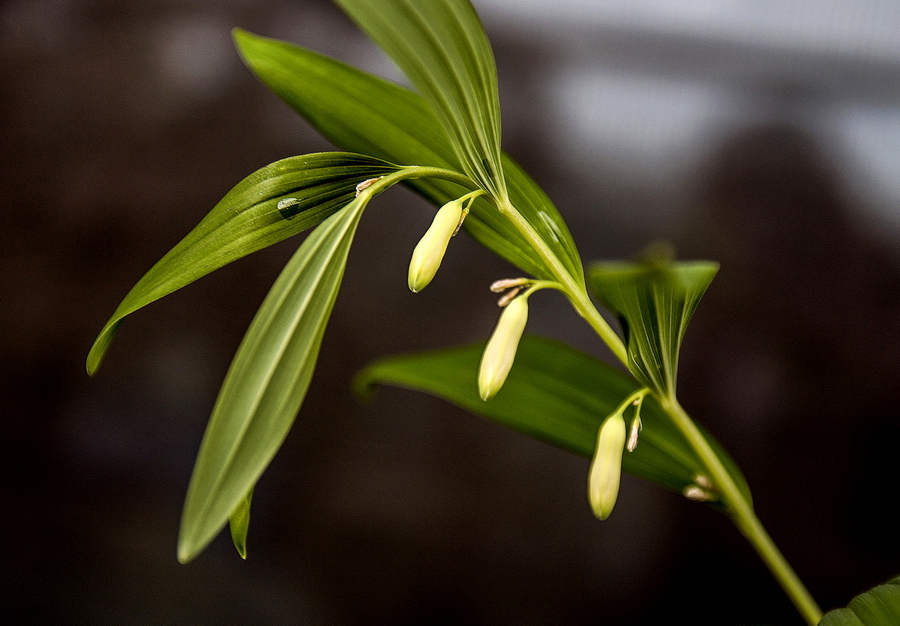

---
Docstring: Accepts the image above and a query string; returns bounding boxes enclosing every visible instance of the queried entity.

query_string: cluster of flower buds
[407,190,483,293]
[683,474,717,502]
[488,277,530,306]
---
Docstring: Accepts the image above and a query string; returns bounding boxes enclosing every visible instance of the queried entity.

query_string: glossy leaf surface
[87,153,397,374]
[355,336,750,503]
[333,0,506,202]
[178,196,367,563]
[234,29,584,285]
[820,576,900,626]
[588,259,718,399]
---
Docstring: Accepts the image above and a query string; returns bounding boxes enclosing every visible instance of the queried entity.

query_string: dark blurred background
[3,0,900,624]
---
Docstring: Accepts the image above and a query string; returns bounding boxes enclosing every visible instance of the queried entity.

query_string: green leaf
[87,152,398,374]
[333,0,506,203]
[177,195,368,563]
[233,29,584,285]
[355,336,750,503]
[588,257,718,399]
[228,487,253,559]
[820,576,900,626]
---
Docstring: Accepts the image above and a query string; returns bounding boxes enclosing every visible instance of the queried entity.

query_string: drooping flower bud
[588,413,627,520]
[408,197,465,293]
[478,295,528,400]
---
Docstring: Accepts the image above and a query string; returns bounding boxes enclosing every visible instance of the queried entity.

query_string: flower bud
[683,485,715,502]
[626,414,642,452]
[588,413,627,520]
[478,296,528,400]
[408,198,464,292]
[489,278,529,293]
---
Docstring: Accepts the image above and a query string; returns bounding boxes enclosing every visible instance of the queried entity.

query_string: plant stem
[372,165,476,194]
[662,397,823,626]
[388,176,626,364]
[493,195,821,624]
[496,199,629,365]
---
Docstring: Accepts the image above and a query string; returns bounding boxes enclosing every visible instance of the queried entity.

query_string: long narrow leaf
[233,29,584,285]
[87,153,397,374]
[334,0,506,202]
[588,259,718,399]
[177,196,368,563]
[355,336,750,504]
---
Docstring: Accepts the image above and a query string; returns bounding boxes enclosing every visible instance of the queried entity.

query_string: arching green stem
[381,171,628,368]
[495,199,629,365]
[363,165,477,197]
[661,397,823,626]
[492,195,821,625]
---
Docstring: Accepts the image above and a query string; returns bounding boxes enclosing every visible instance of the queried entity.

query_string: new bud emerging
[478,295,528,400]
[588,413,627,520]
[408,198,465,292]
[626,414,642,452]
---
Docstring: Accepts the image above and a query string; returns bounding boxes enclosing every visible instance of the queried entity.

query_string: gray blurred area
[3,0,900,624]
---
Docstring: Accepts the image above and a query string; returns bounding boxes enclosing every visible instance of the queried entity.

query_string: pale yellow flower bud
[588,413,627,520]
[408,198,464,292]
[478,296,528,400]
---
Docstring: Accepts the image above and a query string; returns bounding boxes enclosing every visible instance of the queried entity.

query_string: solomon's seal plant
[88,1,899,624]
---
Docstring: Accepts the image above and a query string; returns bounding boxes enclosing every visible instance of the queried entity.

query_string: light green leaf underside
[355,336,750,503]
[177,196,367,563]
[820,576,900,626]
[333,0,506,202]
[228,487,253,559]
[233,29,583,285]
[588,260,719,399]
[87,152,397,375]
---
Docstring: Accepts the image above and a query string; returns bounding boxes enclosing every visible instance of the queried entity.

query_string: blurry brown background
[3,0,900,624]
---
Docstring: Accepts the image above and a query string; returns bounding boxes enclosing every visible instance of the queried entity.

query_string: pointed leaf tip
[229,487,253,560]
[85,153,396,376]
